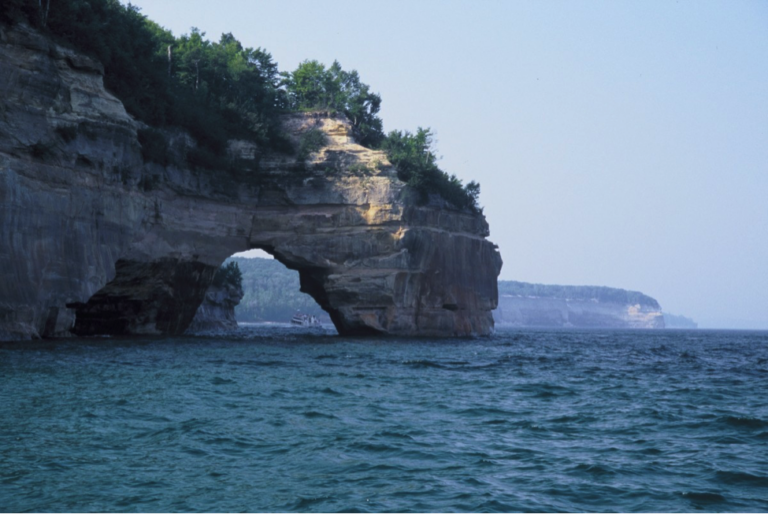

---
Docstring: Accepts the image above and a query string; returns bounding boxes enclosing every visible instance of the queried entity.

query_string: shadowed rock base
[71,259,217,336]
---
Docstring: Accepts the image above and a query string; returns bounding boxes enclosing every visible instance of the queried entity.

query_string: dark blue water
[1,327,767,512]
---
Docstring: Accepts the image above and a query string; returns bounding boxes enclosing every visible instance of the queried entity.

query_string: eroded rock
[187,280,244,333]
[0,24,501,340]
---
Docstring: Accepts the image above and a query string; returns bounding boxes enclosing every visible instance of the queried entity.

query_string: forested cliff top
[2,0,480,212]
[498,281,661,309]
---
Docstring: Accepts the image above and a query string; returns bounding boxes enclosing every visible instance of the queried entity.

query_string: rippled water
[1,327,767,512]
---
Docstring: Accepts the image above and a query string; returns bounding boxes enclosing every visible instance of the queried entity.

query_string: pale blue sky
[126,0,768,329]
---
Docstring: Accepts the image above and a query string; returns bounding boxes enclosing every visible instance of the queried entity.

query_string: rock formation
[494,281,665,329]
[187,280,244,333]
[0,24,501,340]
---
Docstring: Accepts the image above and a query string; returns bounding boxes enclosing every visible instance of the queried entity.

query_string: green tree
[282,60,384,147]
[380,128,480,212]
[213,261,243,289]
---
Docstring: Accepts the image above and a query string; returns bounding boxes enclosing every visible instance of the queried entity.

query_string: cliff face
[494,282,665,329]
[0,24,501,340]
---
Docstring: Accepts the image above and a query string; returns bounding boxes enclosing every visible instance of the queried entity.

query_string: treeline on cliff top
[498,281,661,308]
[2,0,480,212]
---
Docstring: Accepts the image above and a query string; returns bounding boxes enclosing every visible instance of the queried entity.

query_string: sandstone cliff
[494,281,664,329]
[0,24,501,340]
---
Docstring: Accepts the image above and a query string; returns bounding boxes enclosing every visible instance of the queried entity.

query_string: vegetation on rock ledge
[381,128,481,212]
[212,261,243,290]
[2,0,481,212]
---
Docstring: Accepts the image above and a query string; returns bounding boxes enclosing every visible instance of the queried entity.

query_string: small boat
[290,312,321,327]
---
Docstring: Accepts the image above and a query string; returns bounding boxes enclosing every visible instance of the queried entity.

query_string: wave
[302,410,337,419]
[401,359,445,369]
[720,415,768,429]
[456,406,516,417]
[375,430,415,440]
[570,462,617,477]
[714,470,768,486]
[680,491,727,504]
[3,327,768,513]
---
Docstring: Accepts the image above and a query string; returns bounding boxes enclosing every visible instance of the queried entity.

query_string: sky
[125,0,768,329]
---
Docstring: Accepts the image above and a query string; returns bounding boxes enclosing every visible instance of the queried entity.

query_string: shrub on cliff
[213,261,243,290]
[296,129,327,162]
[281,62,480,211]
[137,128,169,166]
[381,128,481,212]
[282,60,384,148]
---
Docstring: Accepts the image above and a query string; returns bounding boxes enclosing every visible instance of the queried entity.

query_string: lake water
[1,327,767,512]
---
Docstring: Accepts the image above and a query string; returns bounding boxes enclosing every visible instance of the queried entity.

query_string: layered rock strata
[0,24,501,340]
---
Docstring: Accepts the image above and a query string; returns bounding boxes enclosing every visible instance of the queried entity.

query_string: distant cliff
[494,281,665,329]
[663,313,698,329]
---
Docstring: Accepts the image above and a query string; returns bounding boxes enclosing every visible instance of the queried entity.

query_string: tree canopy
[381,128,481,211]
[212,261,243,290]
[281,60,384,148]
[282,62,480,211]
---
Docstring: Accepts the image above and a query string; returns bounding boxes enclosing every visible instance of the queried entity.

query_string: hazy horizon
[126,0,768,330]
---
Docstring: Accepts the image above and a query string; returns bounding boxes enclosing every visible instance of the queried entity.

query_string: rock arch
[0,25,501,340]
[68,194,503,337]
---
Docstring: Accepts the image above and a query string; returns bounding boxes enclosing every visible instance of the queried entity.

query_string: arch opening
[225,251,336,331]
[70,257,218,336]
[66,243,353,337]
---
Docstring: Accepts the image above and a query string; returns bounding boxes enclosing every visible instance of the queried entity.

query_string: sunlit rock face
[0,24,502,340]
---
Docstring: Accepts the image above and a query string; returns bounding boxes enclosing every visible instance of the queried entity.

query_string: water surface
[1,327,767,512]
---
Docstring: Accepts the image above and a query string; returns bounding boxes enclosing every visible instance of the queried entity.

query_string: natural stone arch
[69,199,502,337]
[0,27,501,339]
